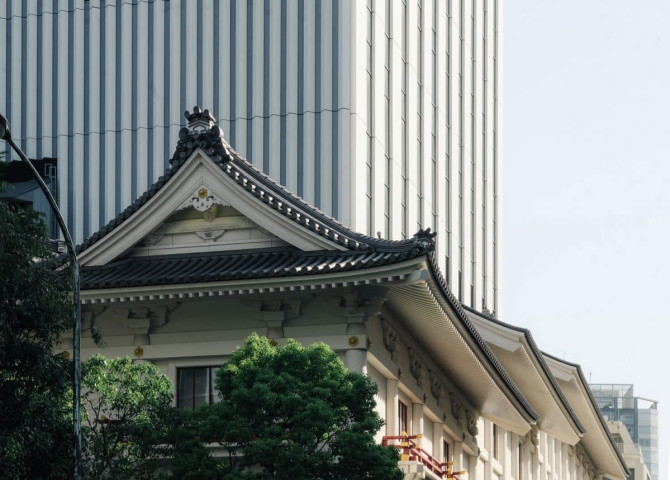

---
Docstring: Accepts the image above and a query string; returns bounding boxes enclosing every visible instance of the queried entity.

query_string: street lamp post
[0,114,83,480]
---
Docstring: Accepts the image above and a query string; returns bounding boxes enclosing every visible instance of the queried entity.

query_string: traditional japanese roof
[76,107,535,436]
[81,247,422,290]
[543,352,629,480]
[77,107,432,258]
[382,251,540,434]
[463,305,585,443]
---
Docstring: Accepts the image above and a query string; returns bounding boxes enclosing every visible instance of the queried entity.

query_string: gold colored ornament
[134,346,144,358]
[198,187,208,199]
[60,351,70,360]
[348,336,359,347]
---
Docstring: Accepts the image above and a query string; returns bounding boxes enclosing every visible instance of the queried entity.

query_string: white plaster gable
[79,149,346,267]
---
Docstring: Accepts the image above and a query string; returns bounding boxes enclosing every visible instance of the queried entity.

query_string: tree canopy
[81,355,174,479]
[0,202,400,478]
[0,201,73,479]
[173,334,402,480]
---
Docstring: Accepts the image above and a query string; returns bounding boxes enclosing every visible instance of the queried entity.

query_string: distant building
[589,384,658,480]
[608,421,652,480]
[0,157,59,239]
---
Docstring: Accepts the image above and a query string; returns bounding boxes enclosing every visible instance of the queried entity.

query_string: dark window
[399,401,408,435]
[177,366,219,410]
[492,424,499,459]
[443,440,450,463]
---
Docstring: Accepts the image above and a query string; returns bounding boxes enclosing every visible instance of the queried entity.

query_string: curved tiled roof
[424,251,540,423]
[81,247,419,290]
[461,304,585,435]
[542,351,629,476]
[77,107,437,257]
[77,108,538,429]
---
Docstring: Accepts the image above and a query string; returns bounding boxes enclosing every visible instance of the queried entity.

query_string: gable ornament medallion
[177,185,228,213]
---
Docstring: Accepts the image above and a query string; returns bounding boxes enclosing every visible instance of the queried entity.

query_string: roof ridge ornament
[184,106,217,133]
[171,106,230,168]
[412,227,437,252]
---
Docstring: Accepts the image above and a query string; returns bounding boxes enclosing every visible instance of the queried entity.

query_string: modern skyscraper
[0,0,502,313]
[590,384,659,480]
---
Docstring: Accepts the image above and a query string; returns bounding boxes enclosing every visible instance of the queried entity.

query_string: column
[386,378,399,436]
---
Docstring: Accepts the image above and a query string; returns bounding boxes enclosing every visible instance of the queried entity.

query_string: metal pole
[1,125,83,479]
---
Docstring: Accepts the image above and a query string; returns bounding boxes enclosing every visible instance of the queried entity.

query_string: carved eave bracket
[246,298,303,339]
[334,289,388,335]
[81,306,107,333]
[120,306,172,346]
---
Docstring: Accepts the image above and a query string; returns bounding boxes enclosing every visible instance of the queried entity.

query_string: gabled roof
[543,352,629,480]
[76,106,537,439]
[425,253,540,426]
[463,305,584,443]
[77,107,433,259]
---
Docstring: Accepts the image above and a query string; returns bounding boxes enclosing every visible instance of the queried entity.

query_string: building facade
[0,0,502,313]
[608,421,652,480]
[65,110,628,480]
[589,384,658,480]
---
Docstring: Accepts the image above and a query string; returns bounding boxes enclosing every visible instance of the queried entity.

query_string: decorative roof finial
[184,106,217,134]
[172,107,229,168]
[413,227,437,252]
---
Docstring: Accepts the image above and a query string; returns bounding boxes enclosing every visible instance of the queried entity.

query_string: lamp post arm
[6,136,83,480]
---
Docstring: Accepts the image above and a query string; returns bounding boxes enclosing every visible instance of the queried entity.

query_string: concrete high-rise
[590,384,659,480]
[0,0,502,313]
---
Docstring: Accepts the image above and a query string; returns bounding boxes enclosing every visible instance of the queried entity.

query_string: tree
[172,334,402,480]
[80,355,175,479]
[0,201,73,479]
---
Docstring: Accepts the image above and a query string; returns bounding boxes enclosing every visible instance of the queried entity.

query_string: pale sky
[503,1,670,479]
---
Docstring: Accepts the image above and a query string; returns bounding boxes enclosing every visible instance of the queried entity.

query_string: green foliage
[0,201,73,479]
[168,405,227,480]
[173,334,402,480]
[81,355,175,479]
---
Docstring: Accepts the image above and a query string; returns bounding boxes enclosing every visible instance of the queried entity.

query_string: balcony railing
[382,432,466,479]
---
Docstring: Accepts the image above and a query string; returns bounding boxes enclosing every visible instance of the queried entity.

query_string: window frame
[176,365,220,410]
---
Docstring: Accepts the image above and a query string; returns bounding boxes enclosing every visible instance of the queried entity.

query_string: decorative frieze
[450,392,463,421]
[428,370,442,401]
[408,348,423,382]
[176,185,228,213]
[465,410,479,436]
[381,319,398,355]
[194,229,226,242]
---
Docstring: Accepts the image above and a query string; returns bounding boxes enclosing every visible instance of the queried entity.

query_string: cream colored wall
[74,290,601,480]
[365,309,602,480]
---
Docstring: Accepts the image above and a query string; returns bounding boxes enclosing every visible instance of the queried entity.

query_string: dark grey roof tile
[80,247,417,290]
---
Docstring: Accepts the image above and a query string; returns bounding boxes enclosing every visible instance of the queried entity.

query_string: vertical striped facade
[0,0,502,314]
